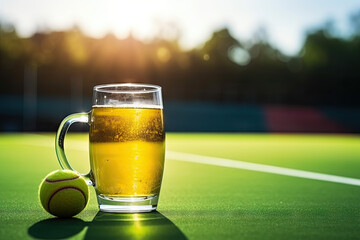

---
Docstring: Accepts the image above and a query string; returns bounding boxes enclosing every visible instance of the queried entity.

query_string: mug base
[97,194,158,213]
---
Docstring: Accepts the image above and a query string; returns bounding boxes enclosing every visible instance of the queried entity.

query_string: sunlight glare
[102,0,160,39]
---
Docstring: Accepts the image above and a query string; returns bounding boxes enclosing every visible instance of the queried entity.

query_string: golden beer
[89,106,165,198]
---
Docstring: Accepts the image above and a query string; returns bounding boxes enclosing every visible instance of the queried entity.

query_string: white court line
[166,151,360,187]
[23,134,360,187]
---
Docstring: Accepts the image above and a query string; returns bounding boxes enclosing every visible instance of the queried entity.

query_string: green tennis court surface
[1,133,360,239]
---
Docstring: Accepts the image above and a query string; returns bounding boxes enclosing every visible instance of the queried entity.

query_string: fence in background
[1,96,359,133]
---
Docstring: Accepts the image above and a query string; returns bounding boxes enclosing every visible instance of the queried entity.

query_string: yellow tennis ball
[39,170,89,218]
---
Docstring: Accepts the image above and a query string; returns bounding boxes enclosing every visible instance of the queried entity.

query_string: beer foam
[92,104,163,109]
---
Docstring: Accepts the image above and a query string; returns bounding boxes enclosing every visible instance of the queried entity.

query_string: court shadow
[27,218,86,239]
[28,211,187,240]
[84,211,187,240]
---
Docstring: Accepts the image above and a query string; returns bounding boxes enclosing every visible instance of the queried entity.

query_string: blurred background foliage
[2,14,360,104]
[1,9,360,132]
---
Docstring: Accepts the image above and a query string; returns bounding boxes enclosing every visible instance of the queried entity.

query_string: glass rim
[94,83,161,94]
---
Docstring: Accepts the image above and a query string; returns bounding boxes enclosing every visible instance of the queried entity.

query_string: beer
[89,106,165,198]
[56,83,165,212]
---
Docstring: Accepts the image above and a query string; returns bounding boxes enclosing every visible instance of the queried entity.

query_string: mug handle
[55,112,93,185]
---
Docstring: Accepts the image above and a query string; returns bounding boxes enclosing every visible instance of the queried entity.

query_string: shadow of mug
[84,211,187,240]
[28,211,187,240]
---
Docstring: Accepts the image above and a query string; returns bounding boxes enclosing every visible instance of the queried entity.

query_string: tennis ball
[39,170,89,218]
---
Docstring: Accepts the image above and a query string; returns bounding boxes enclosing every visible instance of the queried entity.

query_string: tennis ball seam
[48,186,87,213]
[45,176,80,183]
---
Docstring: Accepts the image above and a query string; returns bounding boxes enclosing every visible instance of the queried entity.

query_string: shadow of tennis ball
[28,218,86,239]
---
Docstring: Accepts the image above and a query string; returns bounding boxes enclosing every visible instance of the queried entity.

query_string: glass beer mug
[55,83,165,213]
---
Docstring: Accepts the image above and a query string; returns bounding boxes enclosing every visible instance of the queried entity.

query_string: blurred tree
[0,23,29,94]
[301,22,360,105]
[1,13,360,108]
[196,28,246,101]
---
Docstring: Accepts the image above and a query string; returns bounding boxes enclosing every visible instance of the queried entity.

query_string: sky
[0,0,360,55]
